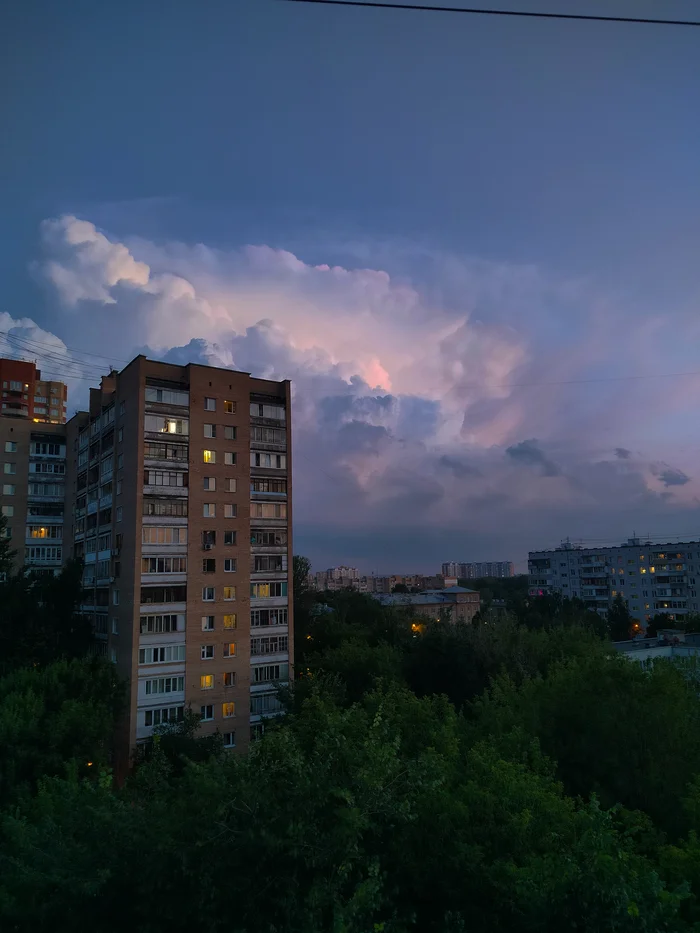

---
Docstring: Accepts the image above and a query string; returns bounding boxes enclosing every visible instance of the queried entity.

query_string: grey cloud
[652,465,691,488]
[438,454,482,478]
[615,447,632,460]
[505,439,561,477]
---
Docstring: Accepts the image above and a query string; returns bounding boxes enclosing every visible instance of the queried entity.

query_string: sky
[1,0,700,574]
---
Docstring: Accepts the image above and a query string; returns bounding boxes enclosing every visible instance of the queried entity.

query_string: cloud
[20,213,700,571]
[651,465,691,488]
[505,439,561,477]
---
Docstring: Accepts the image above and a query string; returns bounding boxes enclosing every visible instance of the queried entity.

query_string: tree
[0,514,16,580]
[607,594,633,641]
[391,583,409,593]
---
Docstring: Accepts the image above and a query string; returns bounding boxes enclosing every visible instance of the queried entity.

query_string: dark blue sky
[2,0,700,571]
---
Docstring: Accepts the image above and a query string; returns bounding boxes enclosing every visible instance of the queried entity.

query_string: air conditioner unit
[204,543,212,550]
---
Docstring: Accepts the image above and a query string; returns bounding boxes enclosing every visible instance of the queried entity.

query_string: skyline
[2,0,700,573]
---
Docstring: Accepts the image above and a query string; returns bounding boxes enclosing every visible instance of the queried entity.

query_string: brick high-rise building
[0,358,68,424]
[65,355,293,767]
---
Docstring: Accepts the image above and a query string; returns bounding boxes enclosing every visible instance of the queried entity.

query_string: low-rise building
[372,585,480,623]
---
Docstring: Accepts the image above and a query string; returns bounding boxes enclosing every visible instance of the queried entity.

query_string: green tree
[607,594,633,641]
[0,514,16,580]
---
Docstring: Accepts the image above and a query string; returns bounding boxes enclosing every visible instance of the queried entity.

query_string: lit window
[204,398,216,411]
[223,731,235,748]
[224,452,236,465]
[203,449,216,463]
[203,503,215,518]
[224,400,235,413]
[650,567,655,573]
[203,477,216,491]
[223,613,236,629]
[200,705,213,720]
[202,586,215,601]
[204,424,216,438]
[201,645,214,660]
[200,674,214,690]
[223,586,236,601]
[222,702,235,718]
[202,615,214,631]
[223,642,236,657]
[223,671,236,687]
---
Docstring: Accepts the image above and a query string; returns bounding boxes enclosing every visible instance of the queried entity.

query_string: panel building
[441,560,514,579]
[64,355,293,764]
[0,359,68,575]
[528,538,700,628]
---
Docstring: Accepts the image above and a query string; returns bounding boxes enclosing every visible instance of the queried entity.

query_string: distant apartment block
[0,358,68,423]
[373,586,480,624]
[441,561,514,579]
[311,571,444,593]
[62,355,293,767]
[528,537,700,627]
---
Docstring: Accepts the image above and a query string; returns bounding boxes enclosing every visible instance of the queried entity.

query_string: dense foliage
[4,557,700,930]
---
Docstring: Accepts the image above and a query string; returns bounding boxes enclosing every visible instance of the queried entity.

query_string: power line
[279,0,700,28]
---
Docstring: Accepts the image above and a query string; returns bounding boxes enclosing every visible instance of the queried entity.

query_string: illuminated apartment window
[222,702,235,718]
[223,642,236,657]
[223,614,236,629]
[200,674,214,690]
[223,586,236,601]
[224,400,236,413]
[203,449,216,464]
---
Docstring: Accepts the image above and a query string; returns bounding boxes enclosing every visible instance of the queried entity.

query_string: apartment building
[441,561,514,580]
[65,355,293,766]
[528,538,700,627]
[0,358,68,423]
[373,586,481,623]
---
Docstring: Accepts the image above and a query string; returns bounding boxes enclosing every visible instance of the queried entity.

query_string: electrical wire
[278,0,700,28]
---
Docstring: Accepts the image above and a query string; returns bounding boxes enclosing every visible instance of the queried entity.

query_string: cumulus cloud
[18,213,700,570]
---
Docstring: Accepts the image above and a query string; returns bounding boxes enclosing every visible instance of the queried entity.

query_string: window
[225,478,237,493]
[224,452,236,465]
[223,732,235,748]
[116,453,123,469]
[250,503,286,519]
[253,663,289,683]
[144,706,184,727]
[202,586,215,601]
[251,582,288,599]
[251,478,286,495]
[118,427,123,442]
[119,401,125,416]
[144,414,189,435]
[3,463,16,474]
[200,705,213,720]
[223,613,237,629]
[251,635,289,656]
[140,614,184,634]
[224,531,237,546]
[224,558,237,572]
[224,426,236,440]
[116,507,123,522]
[2,484,15,495]
[200,674,214,690]
[144,470,187,487]
[222,702,235,718]
[142,526,187,545]
[250,694,284,715]
[204,424,216,438]
[4,441,17,453]
[203,476,216,491]
[204,397,216,411]
[250,403,285,421]
[202,615,214,631]
[224,504,237,518]
[224,400,236,413]
[251,452,286,469]
[251,426,286,445]
[143,498,188,517]
[203,449,216,463]
[251,530,287,547]
[223,642,236,657]
[223,671,236,687]
[254,555,285,572]
[145,386,189,406]
[141,556,188,574]
[223,586,236,601]
[202,530,216,547]
[251,608,288,627]
[202,559,216,573]
[144,442,188,461]
[144,676,184,695]
[140,585,187,604]
[201,645,214,660]
[139,645,187,664]
[203,503,216,518]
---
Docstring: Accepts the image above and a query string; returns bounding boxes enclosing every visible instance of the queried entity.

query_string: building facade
[0,358,68,424]
[528,538,700,627]
[64,355,293,765]
[372,586,480,623]
[441,561,514,579]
